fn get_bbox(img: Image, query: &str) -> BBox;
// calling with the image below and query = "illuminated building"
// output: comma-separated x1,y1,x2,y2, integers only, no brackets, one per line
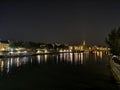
68,41,110,53
0,41,9,51
83,40,86,46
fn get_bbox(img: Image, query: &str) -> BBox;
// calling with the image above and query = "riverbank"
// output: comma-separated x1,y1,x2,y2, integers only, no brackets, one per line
0,53,55,58
0,52,72,58
110,58,120,84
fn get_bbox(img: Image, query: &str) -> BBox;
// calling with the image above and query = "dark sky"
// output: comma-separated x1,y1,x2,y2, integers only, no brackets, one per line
0,0,120,45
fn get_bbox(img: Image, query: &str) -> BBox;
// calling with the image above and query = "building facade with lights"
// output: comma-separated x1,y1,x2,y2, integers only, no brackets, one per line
0,41,9,51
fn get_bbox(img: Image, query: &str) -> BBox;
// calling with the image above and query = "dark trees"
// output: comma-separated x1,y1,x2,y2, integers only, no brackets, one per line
106,27,120,55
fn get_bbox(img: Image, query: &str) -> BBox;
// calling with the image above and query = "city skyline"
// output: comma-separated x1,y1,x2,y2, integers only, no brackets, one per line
0,0,120,45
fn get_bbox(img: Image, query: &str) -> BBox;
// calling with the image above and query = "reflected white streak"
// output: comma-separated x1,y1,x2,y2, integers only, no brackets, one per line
1,61,4,72
31,58,32,63
7,60,10,73
45,55,47,62
100,51,103,59
10,58,13,67
60,54,63,60
74,53,78,64
80,53,83,64
23,57,28,64
70,53,73,64
56,55,59,64
17,58,20,67
37,55,41,64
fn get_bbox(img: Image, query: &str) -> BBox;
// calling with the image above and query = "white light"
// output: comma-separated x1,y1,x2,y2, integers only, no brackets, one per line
10,51,13,54
59,50,63,52
36,50,41,53
17,51,21,53
23,51,27,53
45,50,48,53
64,50,66,52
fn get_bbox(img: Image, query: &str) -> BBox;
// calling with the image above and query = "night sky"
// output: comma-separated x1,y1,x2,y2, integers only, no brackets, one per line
0,0,120,45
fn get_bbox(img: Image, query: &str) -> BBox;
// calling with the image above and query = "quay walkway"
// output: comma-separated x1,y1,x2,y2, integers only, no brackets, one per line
110,59,120,83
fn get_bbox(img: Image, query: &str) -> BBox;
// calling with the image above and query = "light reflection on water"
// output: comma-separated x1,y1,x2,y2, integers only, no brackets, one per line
44,55,47,62
37,55,40,64
80,53,83,64
93,51,103,60
0,52,104,73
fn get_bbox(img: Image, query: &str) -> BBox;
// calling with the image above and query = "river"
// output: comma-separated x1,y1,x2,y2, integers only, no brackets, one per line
0,51,118,89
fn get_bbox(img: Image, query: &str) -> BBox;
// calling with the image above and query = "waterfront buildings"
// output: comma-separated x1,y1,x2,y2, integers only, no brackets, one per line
68,41,110,53
0,41,9,51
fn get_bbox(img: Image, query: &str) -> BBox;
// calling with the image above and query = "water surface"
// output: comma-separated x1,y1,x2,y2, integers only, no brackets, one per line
0,52,118,89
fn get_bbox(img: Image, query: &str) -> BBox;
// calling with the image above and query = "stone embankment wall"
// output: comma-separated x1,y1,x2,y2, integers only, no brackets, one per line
110,59,120,83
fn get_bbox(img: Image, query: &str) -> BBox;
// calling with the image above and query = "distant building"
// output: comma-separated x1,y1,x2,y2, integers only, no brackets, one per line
68,41,87,51
83,40,86,46
0,41,9,51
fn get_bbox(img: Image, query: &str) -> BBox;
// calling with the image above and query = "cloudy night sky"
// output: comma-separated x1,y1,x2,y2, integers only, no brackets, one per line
0,0,120,45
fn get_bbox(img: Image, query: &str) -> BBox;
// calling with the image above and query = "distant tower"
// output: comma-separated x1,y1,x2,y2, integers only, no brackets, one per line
83,41,86,46
82,41,86,50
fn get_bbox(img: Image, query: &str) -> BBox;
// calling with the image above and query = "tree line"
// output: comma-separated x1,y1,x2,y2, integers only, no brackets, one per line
106,27,120,55
9,41,68,50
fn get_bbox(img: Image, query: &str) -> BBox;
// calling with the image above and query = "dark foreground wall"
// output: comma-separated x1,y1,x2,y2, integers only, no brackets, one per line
110,59,120,83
